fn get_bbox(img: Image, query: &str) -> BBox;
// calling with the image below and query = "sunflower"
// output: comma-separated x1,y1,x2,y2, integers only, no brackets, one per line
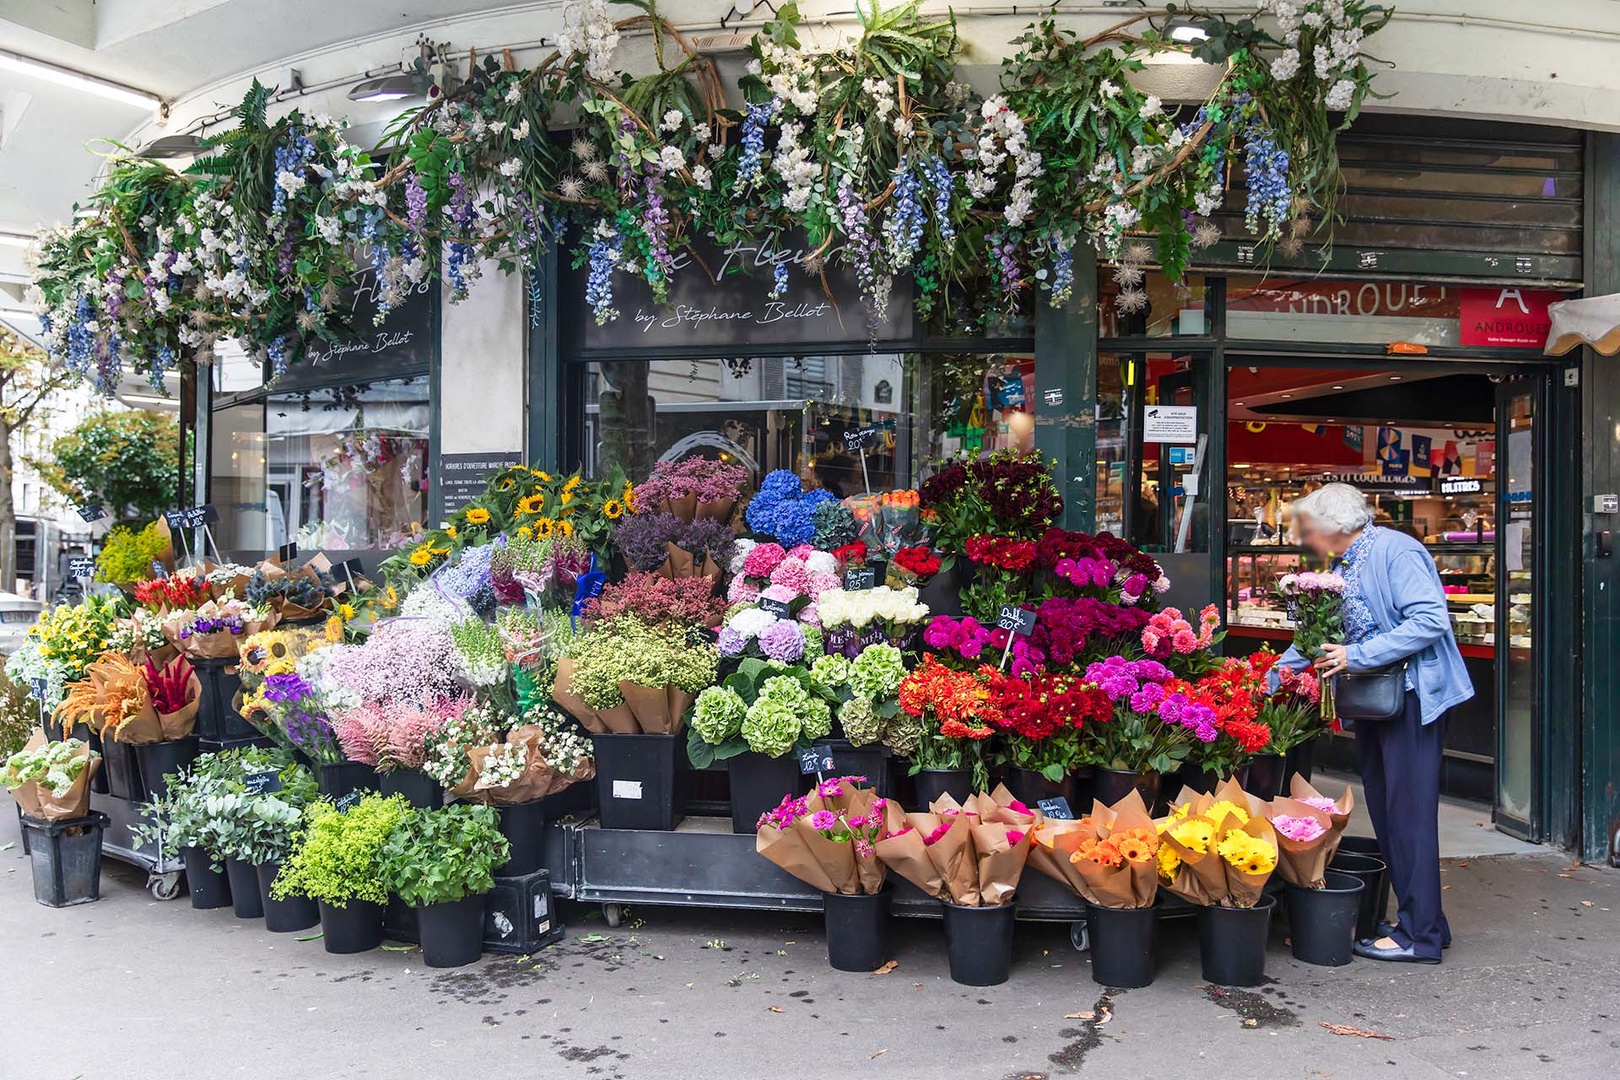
324,615,345,642
517,525,534,540
409,546,435,567
532,469,553,482
380,585,400,611
535,518,555,539
603,498,625,520
465,507,492,525
563,474,581,493
497,476,516,492
445,525,458,539
516,494,544,516
622,481,637,513
557,519,574,537
337,602,356,621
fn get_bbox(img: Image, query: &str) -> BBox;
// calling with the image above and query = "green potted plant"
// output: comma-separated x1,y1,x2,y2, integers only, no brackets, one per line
378,804,510,967
202,768,321,932
271,793,407,953
135,764,233,910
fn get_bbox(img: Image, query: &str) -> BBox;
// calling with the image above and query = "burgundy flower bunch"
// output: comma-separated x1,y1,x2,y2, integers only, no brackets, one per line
633,457,750,507
1036,527,1163,579
1035,596,1153,667
585,571,729,628
919,450,1064,550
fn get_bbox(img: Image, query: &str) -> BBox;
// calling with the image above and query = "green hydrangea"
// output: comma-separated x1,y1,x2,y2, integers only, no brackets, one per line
839,696,881,747
802,624,824,656
884,710,924,757
849,643,905,701
691,686,747,745
810,653,851,690
741,675,830,757
812,501,859,549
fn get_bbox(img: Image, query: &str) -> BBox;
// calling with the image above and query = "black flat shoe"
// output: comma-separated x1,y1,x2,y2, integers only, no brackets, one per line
1353,939,1441,964
1376,920,1451,949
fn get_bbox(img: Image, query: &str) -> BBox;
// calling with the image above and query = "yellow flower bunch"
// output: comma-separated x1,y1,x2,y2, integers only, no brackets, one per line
1206,800,1250,825
465,507,492,526
1157,843,1181,882
1216,830,1277,876
1169,817,1214,854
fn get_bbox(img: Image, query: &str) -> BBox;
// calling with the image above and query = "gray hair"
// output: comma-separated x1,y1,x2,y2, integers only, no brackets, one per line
1292,483,1374,535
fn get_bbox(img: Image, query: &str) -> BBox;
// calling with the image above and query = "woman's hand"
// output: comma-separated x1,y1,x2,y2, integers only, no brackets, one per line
1315,643,1350,676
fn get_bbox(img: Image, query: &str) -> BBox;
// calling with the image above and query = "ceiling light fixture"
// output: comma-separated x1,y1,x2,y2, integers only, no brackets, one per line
0,49,162,110
348,70,436,102
0,231,33,248
139,133,205,159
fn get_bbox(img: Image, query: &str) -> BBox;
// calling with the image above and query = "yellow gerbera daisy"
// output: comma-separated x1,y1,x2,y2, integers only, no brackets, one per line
465,507,492,525
1207,800,1250,825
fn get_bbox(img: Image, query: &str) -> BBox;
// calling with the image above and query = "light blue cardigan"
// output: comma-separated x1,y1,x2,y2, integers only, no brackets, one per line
1274,527,1474,725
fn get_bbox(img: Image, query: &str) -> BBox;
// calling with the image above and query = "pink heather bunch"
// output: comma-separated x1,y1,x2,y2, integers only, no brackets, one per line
323,619,461,708
1272,814,1327,842
742,542,788,579
633,457,750,506
333,695,466,770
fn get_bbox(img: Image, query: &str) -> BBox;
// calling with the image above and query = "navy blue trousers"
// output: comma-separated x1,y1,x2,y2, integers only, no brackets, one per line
1354,691,1450,959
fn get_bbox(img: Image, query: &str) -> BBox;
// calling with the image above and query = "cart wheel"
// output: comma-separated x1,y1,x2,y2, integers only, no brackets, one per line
149,872,184,901
1069,921,1089,952
602,903,623,929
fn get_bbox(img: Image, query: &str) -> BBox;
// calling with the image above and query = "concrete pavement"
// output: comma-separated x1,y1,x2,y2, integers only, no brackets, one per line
2,814,1615,1080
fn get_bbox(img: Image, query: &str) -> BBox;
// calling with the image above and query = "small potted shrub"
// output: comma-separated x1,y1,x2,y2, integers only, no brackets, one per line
379,804,510,968
135,764,232,910
203,770,322,932
271,794,408,953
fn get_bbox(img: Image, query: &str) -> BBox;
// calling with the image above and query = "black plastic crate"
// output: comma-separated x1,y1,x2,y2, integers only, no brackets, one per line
21,812,107,907
484,869,564,955
591,733,684,831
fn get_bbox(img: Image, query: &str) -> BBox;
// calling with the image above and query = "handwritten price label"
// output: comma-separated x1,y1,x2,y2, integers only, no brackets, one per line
758,596,793,619
843,426,877,452
68,557,96,579
1037,796,1074,820
997,605,1037,636
75,504,107,523
797,745,835,774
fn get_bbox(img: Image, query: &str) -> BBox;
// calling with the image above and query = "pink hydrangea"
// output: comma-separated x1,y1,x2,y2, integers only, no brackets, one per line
727,576,761,605
770,557,812,594
742,542,788,579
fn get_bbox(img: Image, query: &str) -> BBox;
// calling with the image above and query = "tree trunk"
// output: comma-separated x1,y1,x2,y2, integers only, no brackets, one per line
0,413,16,593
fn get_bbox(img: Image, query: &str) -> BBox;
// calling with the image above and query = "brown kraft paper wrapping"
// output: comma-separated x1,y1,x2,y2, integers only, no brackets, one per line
756,820,841,894
872,800,947,901
9,732,101,822
696,497,735,523
597,702,641,735
452,724,597,805
663,687,694,737
969,821,1031,906
551,658,608,734
1264,798,1336,889
107,703,165,745
619,682,672,733
1079,790,1161,909
1224,815,1279,909
663,494,699,522
1027,817,1102,902
1288,775,1356,862
792,817,864,894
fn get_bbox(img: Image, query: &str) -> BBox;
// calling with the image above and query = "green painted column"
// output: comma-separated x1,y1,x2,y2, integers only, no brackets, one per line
527,246,560,474
1033,247,1098,532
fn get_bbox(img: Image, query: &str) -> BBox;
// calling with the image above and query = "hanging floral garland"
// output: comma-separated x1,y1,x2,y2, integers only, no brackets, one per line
27,0,1390,392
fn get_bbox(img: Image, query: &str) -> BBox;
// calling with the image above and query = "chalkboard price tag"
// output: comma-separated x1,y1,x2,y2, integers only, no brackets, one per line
75,504,106,523
333,789,366,813
278,542,299,563
758,597,793,619
798,745,836,774
1037,796,1075,821
843,426,878,452
167,504,219,529
68,556,96,579
843,566,876,591
28,677,47,700
163,509,185,529
150,561,170,580
243,771,283,796
997,605,1037,636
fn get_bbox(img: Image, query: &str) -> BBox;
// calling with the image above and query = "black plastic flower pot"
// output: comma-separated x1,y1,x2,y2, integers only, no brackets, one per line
317,899,385,954
133,737,199,802
912,769,973,810
822,886,893,973
591,733,684,831
224,857,264,919
941,900,1017,986
813,739,892,797
726,752,803,833
1286,871,1365,967
256,861,319,933
417,894,488,968
496,800,547,876
85,729,108,795
99,735,143,802
1197,896,1276,987
318,761,381,802
1086,903,1159,988
20,812,107,908
1004,768,1076,811
378,767,444,810
181,846,232,910
1328,849,1389,941
1093,767,1160,812
1242,754,1288,799
192,657,254,742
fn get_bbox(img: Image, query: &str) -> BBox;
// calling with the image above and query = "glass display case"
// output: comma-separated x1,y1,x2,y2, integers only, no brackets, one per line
1226,543,1496,645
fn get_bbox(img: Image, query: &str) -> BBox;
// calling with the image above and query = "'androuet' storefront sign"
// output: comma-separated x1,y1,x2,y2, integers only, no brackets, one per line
563,233,914,353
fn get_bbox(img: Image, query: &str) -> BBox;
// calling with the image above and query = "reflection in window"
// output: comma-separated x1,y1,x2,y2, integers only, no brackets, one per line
211,376,430,556
584,353,1034,497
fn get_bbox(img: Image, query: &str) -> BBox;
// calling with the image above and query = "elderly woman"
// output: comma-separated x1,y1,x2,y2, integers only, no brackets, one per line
1278,483,1473,964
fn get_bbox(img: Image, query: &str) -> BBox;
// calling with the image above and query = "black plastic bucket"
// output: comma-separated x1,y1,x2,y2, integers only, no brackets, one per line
378,767,444,809
727,752,803,833
941,901,1017,986
21,812,106,907
496,800,547,876
822,887,892,972
133,737,199,802
181,846,232,910
1093,767,1160,811
256,861,319,933
592,733,684,831
319,762,381,802
99,736,143,801
1004,768,1076,811
1243,754,1288,799
1328,849,1389,941
417,894,488,968
1284,739,1316,787
318,898,385,953
1086,903,1158,988
192,657,254,742
913,769,972,810
813,739,892,797
1197,895,1276,986
224,857,264,919
1286,870,1364,966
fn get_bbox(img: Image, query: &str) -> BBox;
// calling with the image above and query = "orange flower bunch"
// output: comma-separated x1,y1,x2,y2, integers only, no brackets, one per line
898,654,1003,736
1070,826,1158,870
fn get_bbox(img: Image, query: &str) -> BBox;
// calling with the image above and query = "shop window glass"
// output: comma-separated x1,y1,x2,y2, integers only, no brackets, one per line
210,376,430,557
583,353,1034,497
1098,273,1209,338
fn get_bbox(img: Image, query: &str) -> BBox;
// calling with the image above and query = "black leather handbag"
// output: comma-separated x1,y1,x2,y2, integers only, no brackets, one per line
1333,662,1409,722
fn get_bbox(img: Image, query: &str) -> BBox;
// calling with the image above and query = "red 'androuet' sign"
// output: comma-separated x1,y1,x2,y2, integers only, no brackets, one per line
1459,288,1562,348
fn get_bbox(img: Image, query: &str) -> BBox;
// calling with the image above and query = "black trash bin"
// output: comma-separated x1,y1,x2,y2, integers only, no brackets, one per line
21,812,108,907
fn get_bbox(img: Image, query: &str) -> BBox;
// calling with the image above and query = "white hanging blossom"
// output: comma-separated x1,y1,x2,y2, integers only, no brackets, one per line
558,0,620,82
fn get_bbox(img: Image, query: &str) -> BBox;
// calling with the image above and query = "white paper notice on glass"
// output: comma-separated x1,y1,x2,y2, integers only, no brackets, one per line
1143,405,1198,444
1504,521,1527,572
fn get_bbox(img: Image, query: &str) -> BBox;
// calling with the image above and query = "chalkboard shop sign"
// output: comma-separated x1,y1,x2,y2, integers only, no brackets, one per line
563,232,914,354
439,452,525,517
274,269,435,391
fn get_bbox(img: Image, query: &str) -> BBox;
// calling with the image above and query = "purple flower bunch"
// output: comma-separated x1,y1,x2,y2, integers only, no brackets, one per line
922,615,993,663
1155,689,1218,743
183,614,245,639
633,457,751,507
612,510,737,572
262,672,340,763
1243,122,1292,238
1084,656,1175,712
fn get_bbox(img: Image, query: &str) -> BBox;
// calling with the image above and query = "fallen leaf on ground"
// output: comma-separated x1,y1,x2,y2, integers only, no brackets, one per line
1320,1022,1394,1040
379,943,416,953
768,1006,783,1013
872,960,898,974
1065,1011,1095,1020
1581,900,1595,908
783,940,796,945
1096,1007,1113,1027
295,932,323,941
1243,1019,1258,1028
871,1049,887,1059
